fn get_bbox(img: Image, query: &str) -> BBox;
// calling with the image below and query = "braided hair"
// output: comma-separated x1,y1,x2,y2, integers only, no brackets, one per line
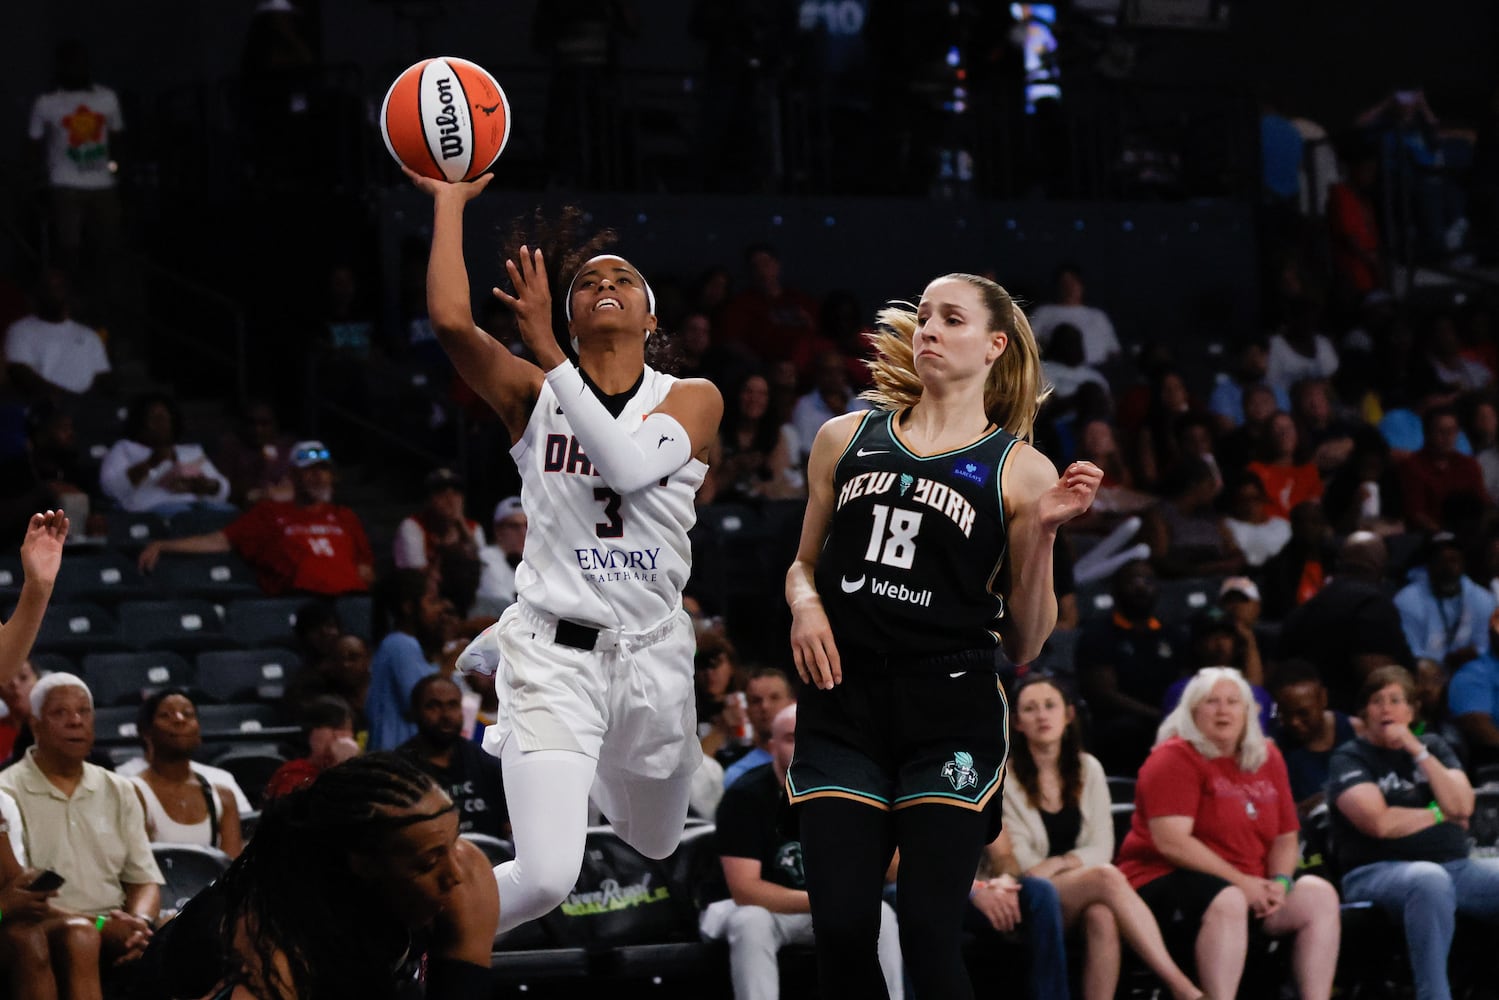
216,753,446,1000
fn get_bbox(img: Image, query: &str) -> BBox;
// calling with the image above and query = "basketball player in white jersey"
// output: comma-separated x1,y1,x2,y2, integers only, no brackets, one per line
406,167,723,933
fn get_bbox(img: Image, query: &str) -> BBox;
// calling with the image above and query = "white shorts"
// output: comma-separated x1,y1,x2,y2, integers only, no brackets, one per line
480,601,700,781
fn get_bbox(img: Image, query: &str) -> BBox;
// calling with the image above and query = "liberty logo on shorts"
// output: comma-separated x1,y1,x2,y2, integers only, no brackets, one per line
941,751,978,791
952,460,990,487
899,473,914,497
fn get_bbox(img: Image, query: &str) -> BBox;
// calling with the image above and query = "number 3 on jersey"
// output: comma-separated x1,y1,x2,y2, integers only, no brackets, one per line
863,503,921,569
594,487,624,538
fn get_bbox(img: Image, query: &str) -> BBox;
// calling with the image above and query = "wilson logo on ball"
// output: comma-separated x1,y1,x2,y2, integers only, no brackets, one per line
430,75,465,162
381,56,511,182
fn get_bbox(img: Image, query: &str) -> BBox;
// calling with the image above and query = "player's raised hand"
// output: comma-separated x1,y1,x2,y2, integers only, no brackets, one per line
790,596,842,690
401,165,493,204
1035,461,1102,532
20,509,69,588
494,246,561,366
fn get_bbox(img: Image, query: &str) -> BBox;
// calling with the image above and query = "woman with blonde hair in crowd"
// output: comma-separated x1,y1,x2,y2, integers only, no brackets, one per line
1003,674,1204,1000
1117,667,1340,1000
787,272,1101,998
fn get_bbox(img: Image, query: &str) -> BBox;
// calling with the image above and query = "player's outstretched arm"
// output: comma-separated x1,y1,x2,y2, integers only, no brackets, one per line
786,412,862,690
501,246,725,493
1002,448,1101,664
405,168,544,440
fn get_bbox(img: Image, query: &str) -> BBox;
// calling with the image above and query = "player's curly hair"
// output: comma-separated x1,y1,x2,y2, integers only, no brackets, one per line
861,274,1051,441
500,206,678,371
214,753,445,999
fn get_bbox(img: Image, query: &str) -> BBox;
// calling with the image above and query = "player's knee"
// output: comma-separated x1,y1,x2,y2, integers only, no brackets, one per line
614,819,681,861
518,853,586,910
725,904,777,945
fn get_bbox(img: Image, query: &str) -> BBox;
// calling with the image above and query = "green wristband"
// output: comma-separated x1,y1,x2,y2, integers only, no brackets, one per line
1272,874,1294,894
94,914,106,931
1428,802,1445,824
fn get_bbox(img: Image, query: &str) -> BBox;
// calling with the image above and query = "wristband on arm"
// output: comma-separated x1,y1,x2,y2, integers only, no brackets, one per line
1272,874,1294,894
545,362,693,493
1428,801,1445,824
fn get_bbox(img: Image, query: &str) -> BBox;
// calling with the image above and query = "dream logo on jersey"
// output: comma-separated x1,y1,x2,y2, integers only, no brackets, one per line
942,751,978,791
952,460,991,488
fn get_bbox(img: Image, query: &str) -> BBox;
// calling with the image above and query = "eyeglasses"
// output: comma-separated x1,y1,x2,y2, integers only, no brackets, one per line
294,447,332,464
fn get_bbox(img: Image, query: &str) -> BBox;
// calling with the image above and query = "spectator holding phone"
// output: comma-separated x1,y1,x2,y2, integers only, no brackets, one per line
0,785,105,1000
0,673,164,987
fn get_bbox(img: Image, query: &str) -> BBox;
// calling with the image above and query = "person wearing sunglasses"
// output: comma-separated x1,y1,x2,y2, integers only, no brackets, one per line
137,440,374,596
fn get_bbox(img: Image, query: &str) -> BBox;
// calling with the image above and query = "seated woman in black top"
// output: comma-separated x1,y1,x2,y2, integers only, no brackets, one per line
1001,676,1203,1000
135,753,498,1000
1328,666,1492,1000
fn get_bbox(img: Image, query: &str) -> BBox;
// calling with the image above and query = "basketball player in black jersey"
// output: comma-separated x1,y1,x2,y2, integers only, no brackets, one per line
786,273,1101,999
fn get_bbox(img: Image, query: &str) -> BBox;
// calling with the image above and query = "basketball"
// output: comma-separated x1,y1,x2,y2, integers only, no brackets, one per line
380,57,511,182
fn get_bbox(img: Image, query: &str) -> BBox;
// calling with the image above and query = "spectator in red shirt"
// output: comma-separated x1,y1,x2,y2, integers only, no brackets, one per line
1328,150,1384,302
1117,668,1340,1000
0,659,38,761
262,695,361,800
718,244,822,371
137,440,374,595
1399,407,1491,534
1248,412,1322,521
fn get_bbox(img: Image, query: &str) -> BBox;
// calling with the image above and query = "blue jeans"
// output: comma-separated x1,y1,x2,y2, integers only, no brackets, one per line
1340,857,1499,1000
1017,876,1069,1000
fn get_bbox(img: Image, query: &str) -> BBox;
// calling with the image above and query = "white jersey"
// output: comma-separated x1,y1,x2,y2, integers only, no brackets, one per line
511,366,706,630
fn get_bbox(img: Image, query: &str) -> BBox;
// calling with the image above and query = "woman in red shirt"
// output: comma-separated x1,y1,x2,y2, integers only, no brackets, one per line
1116,668,1340,1000
1247,412,1322,521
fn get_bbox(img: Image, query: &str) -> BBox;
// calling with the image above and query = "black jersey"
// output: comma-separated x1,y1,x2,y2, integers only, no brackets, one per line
815,409,1020,665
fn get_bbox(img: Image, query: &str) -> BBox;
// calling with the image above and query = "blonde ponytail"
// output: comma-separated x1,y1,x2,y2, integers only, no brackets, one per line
860,275,1052,441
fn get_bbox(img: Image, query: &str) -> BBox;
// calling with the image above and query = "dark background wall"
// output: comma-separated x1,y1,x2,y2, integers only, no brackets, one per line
4,0,1494,154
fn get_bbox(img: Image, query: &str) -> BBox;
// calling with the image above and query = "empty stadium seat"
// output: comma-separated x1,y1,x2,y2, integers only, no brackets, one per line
28,652,76,678
224,597,305,647
153,844,232,918
32,602,127,655
81,651,195,706
211,750,288,811
54,550,154,605
195,648,299,704
106,512,168,550
1154,576,1224,624
0,557,24,605
1106,776,1137,804
151,552,261,601
335,593,373,640
93,704,142,742
118,599,226,653
196,703,288,736
167,507,241,538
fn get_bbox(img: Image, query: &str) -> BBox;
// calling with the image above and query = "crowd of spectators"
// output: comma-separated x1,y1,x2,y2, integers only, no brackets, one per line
3,18,1499,999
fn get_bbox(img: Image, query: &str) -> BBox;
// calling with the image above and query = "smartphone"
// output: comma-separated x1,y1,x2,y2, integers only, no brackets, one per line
26,870,65,893
1395,90,1418,105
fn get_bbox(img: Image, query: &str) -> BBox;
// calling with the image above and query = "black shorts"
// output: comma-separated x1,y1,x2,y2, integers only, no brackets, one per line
786,649,1008,820
1136,869,1258,970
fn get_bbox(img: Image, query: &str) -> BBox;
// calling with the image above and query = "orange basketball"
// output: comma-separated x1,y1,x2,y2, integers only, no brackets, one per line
380,57,511,182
